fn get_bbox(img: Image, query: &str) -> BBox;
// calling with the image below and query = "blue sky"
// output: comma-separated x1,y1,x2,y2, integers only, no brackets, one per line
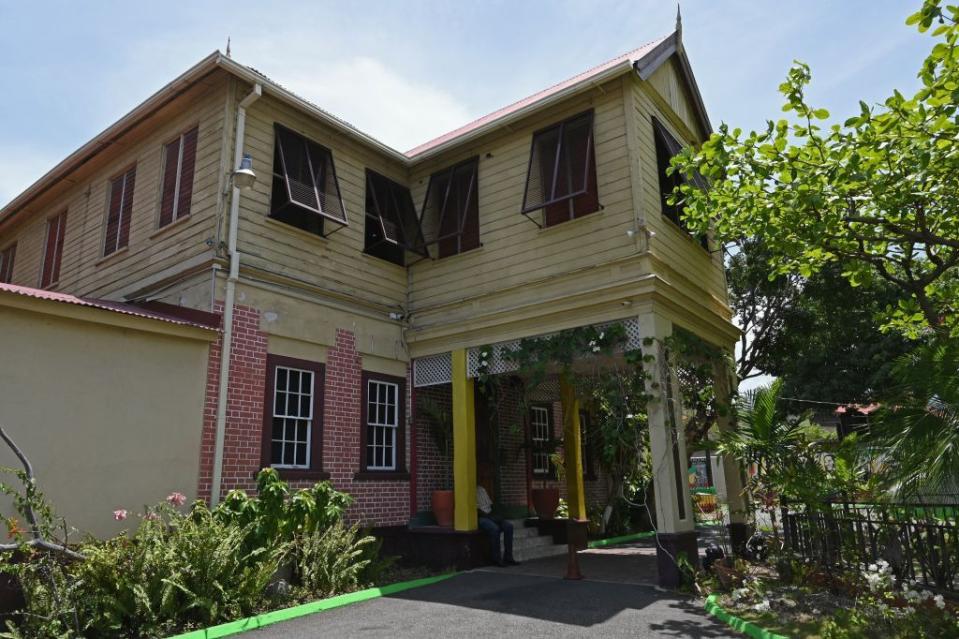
0,1,932,206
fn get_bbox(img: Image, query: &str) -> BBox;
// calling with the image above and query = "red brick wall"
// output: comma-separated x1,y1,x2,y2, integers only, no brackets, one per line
198,310,411,526
196,306,606,526
413,384,453,512
324,329,410,526
198,302,268,502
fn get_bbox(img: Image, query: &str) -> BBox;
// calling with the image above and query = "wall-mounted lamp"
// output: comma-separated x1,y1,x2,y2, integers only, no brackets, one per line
232,153,256,191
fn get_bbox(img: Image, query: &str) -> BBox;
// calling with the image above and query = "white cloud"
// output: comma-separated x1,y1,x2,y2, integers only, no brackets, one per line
276,57,473,152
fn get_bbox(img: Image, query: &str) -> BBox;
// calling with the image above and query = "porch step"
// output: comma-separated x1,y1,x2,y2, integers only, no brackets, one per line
506,519,567,563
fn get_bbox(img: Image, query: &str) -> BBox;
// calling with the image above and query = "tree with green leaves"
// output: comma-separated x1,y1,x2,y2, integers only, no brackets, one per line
757,262,917,404
672,0,959,338
868,339,959,495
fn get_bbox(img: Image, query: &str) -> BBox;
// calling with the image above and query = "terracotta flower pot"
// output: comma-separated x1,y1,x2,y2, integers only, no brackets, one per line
531,487,560,519
431,490,454,527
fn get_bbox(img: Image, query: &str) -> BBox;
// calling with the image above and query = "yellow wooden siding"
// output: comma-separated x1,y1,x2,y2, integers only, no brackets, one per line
0,72,229,300
234,91,408,310
629,76,727,306
407,79,636,314
646,57,704,142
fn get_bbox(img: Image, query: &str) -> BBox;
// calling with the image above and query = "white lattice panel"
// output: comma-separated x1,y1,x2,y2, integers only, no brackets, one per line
464,318,642,379
467,343,521,377
412,352,452,387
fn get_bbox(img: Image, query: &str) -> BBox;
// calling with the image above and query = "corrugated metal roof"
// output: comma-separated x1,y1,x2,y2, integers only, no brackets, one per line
404,35,670,158
0,282,219,331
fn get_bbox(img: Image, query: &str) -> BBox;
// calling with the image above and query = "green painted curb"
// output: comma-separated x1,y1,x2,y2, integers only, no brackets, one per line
587,531,655,548
166,572,458,639
704,594,789,639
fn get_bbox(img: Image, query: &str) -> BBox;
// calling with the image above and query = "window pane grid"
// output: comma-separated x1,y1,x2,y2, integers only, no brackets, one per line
531,406,551,475
366,380,399,471
271,366,313,469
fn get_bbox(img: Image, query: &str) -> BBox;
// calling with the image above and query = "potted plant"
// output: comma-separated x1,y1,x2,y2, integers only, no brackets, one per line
530,439,562,519
420,397,454,527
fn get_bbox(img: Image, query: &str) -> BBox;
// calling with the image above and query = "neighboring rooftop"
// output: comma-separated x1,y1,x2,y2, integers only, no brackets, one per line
0,282,219,331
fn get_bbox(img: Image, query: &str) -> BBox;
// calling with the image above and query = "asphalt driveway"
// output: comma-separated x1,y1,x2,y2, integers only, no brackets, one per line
245,542,736,638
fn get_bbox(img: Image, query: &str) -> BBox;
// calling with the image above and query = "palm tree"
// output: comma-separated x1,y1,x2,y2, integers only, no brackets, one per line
718,378,816,540
868,339,959,497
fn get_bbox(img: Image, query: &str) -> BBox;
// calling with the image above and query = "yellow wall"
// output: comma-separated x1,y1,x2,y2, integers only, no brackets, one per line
234,90,410,312
0,301,213,538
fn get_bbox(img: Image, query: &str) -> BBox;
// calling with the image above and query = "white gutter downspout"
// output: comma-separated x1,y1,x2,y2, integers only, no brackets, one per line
211,81,262,505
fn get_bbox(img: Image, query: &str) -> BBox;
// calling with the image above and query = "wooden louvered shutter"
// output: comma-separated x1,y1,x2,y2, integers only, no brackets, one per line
457,160,480,252
158,138,180,228
105,176,124,255
0,244,15,284
277,126,320,212
160,127,199,228
524,111,598,227
41,212,65,288
176,127,198,220
118,167,135,249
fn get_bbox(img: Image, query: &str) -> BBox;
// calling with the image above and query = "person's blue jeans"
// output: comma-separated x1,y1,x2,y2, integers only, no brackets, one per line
478,515,513,563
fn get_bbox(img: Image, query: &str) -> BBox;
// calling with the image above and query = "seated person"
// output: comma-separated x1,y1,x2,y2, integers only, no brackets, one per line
476,485,520,567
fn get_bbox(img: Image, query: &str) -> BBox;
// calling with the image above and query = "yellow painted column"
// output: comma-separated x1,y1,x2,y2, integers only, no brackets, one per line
451,349,477,531
560,373,587,521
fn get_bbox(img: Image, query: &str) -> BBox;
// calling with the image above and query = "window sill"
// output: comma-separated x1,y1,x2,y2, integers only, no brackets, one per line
266,468,330,481
149,214,192,240
95,246,129,267
353,471,410,481
537,207,602,233
264,215,330,245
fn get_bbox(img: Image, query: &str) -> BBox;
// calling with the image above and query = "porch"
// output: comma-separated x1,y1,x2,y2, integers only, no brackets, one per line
407,308,751,587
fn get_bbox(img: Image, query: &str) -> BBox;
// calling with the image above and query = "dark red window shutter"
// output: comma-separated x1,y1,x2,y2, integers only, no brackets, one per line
652,118,709,250
0,243,16,284
119,167,135,249
271,123,348,233
158,139,180,228
104,167,135,255
423,157,479,259
176,126,198,222
159,126,199,229
41,212,66,288
522,110,598,228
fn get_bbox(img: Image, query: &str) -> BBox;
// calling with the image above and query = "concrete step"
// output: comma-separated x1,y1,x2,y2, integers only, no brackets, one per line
513,534,561,551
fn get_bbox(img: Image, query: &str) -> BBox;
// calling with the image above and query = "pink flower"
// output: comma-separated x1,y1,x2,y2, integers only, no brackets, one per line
143,512,160,522
166,492,187,507
113,509,128,521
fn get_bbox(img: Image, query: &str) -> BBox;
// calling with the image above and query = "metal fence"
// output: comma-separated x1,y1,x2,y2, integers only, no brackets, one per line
782,499,959,594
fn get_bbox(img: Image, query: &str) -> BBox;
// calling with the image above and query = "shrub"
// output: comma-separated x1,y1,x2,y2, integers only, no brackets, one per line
295,522,378,598
2,502,286,639
0,467,379,638
214,469,353,552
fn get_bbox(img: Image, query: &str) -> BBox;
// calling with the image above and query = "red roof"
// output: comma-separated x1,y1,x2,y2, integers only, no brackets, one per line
405,35,670,158
0,282,219,331
835,403,881,416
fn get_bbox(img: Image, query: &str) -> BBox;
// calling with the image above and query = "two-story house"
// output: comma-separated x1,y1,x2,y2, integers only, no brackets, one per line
0,18,746,584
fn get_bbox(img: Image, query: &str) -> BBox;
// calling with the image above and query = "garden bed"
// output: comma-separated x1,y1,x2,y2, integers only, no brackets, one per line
700,556,958,639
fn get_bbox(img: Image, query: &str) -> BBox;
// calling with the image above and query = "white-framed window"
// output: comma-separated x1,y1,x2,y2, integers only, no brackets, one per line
270,365,314,469
530,405,551,475
365,379,399,471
